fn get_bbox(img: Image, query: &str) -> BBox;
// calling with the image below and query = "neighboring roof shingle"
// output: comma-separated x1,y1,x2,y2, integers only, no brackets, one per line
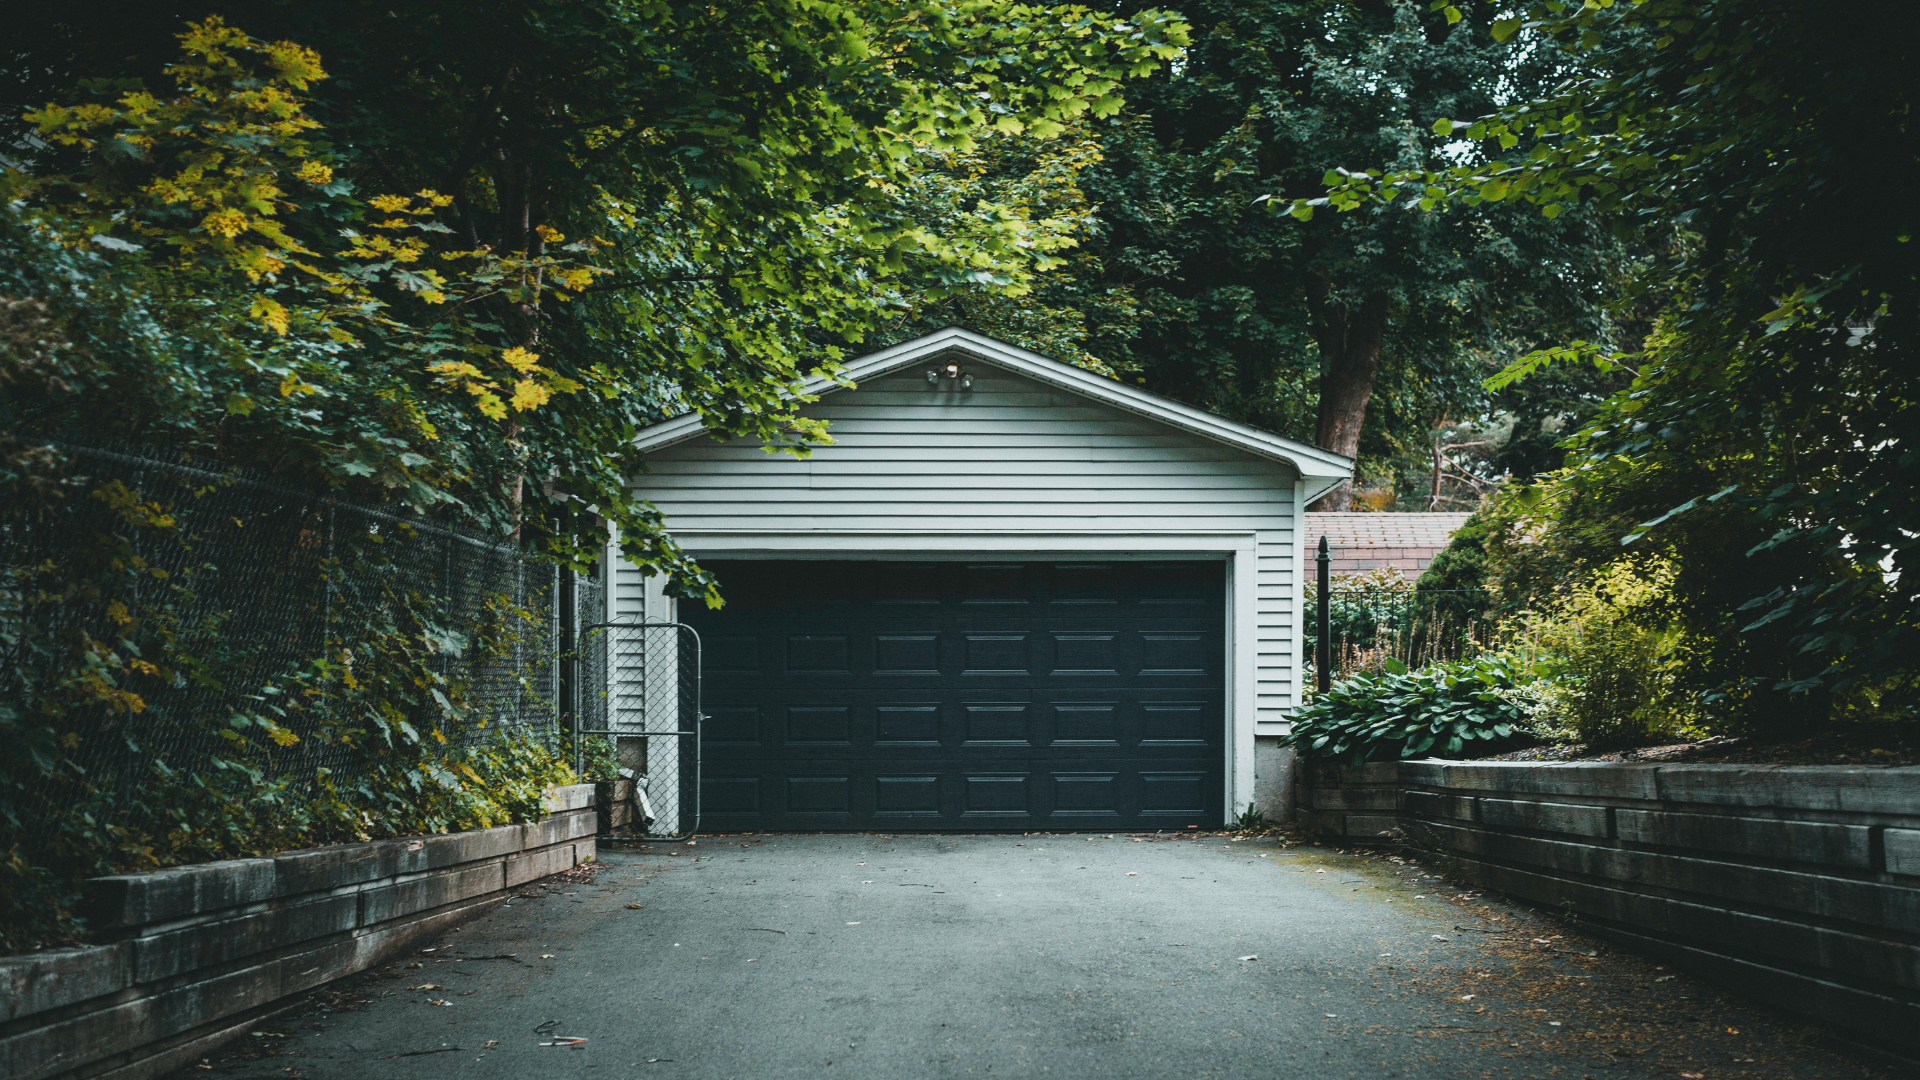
1304,512,1473,581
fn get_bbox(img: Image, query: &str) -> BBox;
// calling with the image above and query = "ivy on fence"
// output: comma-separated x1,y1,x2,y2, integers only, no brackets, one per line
0,445,600,949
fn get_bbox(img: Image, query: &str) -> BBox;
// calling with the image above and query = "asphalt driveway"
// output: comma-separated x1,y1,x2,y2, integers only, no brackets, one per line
195,833,1895,1080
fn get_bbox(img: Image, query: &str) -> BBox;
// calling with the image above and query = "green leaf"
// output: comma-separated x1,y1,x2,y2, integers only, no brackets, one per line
1432,118,1455,136
1491,17,1523,41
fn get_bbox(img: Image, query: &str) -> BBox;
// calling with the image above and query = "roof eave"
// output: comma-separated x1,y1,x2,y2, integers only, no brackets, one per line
633,328,1355,496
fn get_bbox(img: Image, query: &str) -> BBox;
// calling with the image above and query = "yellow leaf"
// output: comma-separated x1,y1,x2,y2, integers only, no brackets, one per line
250,296,290,335
293,159,333,185
204,209,250,238
510,378,552,412
501,346,540,373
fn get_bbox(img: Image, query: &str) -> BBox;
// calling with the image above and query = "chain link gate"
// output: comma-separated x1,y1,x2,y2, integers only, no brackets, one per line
577,622,702,839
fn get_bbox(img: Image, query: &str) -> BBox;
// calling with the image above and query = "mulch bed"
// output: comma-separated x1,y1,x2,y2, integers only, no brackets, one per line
1476,724,1917,767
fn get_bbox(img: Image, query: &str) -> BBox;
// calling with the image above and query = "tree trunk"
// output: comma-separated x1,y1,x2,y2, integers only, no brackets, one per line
1306,278,1390,511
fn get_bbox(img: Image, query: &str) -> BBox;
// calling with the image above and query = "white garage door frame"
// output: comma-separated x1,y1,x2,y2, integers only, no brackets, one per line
634,528,1259,825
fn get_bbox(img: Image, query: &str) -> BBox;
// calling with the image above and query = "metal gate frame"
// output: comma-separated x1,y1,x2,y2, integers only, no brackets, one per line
576,621,702,840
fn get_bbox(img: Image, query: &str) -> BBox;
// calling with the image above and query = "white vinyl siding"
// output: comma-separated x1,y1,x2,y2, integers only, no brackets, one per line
630,365,1302,725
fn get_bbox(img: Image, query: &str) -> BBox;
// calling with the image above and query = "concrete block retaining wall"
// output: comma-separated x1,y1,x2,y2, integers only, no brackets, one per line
1295,759,1920,1057
0,784,599,1080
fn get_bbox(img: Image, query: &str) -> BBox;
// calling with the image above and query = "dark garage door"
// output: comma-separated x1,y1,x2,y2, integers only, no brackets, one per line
684,560,1226,831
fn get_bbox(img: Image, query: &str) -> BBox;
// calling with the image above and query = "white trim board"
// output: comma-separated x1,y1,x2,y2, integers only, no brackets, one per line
633,327,1353,506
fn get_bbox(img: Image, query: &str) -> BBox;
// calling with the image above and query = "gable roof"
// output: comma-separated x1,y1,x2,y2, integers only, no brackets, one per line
634,327,1355,504
1306,512,1472,581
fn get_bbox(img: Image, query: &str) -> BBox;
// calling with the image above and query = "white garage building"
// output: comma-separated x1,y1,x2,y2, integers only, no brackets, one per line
608,328,1350,830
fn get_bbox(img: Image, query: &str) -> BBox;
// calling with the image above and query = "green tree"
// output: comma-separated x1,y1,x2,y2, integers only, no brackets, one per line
1335,0,1918,721
1004,0,1641,509
2,1,1188,596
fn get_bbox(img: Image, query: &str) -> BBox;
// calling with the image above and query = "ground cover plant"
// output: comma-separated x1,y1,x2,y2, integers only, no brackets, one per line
1287,653,1536,765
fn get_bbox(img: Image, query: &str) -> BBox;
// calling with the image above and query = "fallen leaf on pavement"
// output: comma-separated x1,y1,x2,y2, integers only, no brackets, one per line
405,984,442,990
483,1041,498,1049
539,1038,589,1047
1239,955,1259,962
627,903,644,909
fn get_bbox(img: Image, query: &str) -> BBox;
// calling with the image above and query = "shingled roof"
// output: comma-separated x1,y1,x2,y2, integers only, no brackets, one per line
1304,512,1473,581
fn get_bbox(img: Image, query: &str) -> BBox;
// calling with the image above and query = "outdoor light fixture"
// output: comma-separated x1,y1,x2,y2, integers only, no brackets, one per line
926,361,973,390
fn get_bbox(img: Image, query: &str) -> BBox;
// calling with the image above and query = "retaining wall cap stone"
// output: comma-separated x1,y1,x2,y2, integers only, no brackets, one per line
1397,761,1448,784
84,858,278,929
1415,761,1662,800
0,943,130,1023
542,784,597,812
1654,765,1920,815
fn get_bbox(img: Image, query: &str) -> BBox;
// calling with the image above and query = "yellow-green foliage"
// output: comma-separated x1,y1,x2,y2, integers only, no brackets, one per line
1507,558,1701,746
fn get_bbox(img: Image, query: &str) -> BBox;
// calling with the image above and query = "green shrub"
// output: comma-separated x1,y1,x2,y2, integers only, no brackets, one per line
1507,558,1701,747
1287,653,1537,765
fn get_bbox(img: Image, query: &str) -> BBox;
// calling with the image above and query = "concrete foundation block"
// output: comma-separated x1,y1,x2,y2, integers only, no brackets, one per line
1428,821,1920,936
129,893,360,984
0,943,130,1023
1311,786,1400,811
1343,814,1400,840
1401,789,1475,821
1887,829,1920,877
1655,765,1920,814
1477,798,1610,837
84,859,278,930
359,862,506,926
1433,762,1660,800
272,842,404,896
505,843,576,888
559,809,598,842
1251,737,1295,824
543,784,597,812
1616,809,1871,867
420,824,524,870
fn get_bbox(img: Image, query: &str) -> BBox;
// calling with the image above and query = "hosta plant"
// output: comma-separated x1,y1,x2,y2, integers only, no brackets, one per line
1288,654,1538,765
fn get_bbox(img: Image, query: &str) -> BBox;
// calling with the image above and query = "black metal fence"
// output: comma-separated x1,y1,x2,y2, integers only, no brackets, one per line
1307,539,1493,690
0,443,603,877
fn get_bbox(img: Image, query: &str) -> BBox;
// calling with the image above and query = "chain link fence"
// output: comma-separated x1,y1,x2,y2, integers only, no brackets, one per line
578,622,701,838
1,443,604,891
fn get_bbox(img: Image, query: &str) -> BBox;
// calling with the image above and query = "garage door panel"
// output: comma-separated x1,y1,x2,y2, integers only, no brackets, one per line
686,560,1225,830
698,626,1223,685
701,689,1221,751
